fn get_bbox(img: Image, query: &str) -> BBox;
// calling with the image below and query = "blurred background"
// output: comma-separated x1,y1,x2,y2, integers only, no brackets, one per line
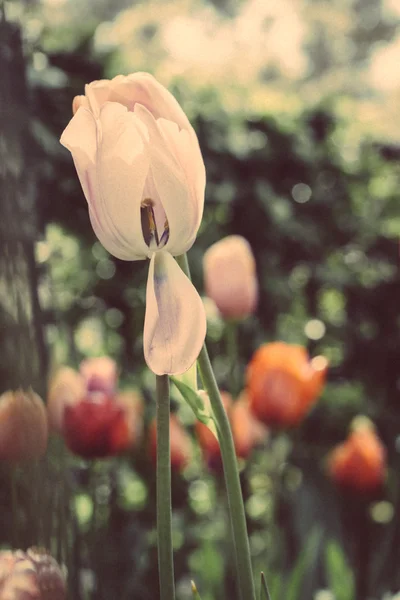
0,0,399,598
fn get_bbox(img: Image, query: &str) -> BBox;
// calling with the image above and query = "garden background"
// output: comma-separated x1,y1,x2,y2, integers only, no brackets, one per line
0,0,399,598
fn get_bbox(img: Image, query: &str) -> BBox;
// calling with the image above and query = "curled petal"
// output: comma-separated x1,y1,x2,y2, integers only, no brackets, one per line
86,72,192,130
135,104,203,255
144,252,206,375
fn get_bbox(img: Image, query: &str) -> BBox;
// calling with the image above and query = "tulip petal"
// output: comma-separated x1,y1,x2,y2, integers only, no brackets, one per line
85,72,195,133
135,104,201,255
144,251,207,375
61,104,151,261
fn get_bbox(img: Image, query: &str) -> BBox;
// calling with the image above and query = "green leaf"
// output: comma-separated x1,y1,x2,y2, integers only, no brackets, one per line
170,375,209,424
259,572,272,600
191,580,202,599
325,539,355,600
285,527,322,600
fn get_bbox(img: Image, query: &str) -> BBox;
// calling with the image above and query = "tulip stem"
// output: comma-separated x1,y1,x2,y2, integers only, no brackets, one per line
176,253,256,600
156,374,175,600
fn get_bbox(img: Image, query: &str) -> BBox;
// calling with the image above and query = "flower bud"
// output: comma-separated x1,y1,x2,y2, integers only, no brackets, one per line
79,356,118,394
0,390,48,462
149,414,192,472
203,235,258,319
328,418,386,492
247,342,328,428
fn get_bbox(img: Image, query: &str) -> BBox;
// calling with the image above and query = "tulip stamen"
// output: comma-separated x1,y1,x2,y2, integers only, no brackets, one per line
159,218,170,248
141,199,159,249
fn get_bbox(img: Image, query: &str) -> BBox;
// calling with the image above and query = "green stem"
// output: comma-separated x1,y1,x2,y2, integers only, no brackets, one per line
176,253,256,600
156,374,175,600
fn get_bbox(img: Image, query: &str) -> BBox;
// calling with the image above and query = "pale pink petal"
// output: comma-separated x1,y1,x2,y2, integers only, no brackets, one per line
60,103,151,260
135,104,200,255
144,252,207,375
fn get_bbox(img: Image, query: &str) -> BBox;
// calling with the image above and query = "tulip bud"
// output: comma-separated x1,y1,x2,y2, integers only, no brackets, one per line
328,418,386,492
203,235,258,319
149,414,192,472
247,342,328,428
0,390,48,462
47,367,85,433
79,356,118,394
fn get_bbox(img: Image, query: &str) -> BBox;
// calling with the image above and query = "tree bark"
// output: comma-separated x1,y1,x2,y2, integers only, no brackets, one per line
0,15,46,394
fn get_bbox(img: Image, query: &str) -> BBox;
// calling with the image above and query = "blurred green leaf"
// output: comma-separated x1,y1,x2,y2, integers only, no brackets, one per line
325,540,355,600
285,527,322,600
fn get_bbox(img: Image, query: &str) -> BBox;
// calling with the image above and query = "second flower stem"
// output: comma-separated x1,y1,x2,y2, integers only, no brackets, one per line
176,253,256,600
156,374,175,600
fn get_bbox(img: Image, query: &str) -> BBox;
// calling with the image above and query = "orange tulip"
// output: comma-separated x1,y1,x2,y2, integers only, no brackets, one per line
328,418,386,492
230,393,268,459
149,414,192,472
247,342,328,427
0,390,48,462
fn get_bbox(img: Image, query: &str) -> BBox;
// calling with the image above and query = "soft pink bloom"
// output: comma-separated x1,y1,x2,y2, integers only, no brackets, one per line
60,73,206,375
79,356,118,394
203,235,258,319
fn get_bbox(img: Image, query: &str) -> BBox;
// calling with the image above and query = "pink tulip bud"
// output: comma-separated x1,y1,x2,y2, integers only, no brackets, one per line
203,235,258,319
79,356,118,394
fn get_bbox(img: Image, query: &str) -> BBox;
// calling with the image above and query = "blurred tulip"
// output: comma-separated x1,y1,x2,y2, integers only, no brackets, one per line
63,392,134,459
247,342,328,427
230,393,268,459
203,235,258,319
328,417,386,492
47,367,85,433
149,414,192,472
195,391,267,468
0,390,48,462
0,547,66,600
79,356,118,394
195,391,232,470
116,389,144,448
60,73,207,375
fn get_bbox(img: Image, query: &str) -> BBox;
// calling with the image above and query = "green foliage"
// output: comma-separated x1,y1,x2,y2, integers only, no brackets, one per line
325,540,356,600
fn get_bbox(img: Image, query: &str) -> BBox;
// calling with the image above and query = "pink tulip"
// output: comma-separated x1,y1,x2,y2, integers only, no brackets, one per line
79,356,118,394
60,73,206,375
203,235,258,319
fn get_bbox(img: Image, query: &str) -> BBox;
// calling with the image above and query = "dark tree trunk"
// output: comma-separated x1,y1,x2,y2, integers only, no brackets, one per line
0,14,46,394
